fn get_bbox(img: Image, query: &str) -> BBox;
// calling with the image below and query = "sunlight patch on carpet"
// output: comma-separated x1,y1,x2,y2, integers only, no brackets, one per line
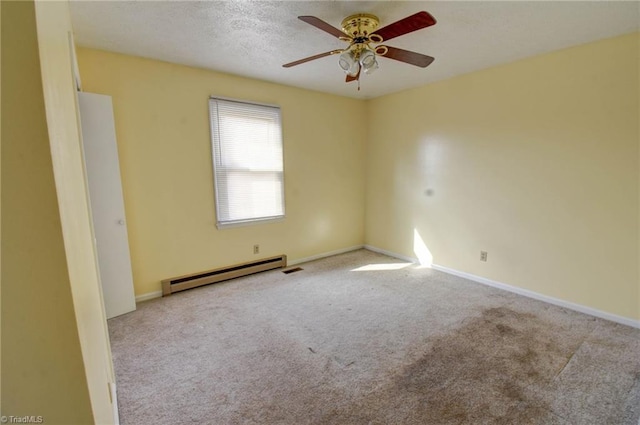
351,263,411,271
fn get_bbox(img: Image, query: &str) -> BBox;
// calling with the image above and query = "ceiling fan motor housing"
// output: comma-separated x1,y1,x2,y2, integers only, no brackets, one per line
341,14,380,39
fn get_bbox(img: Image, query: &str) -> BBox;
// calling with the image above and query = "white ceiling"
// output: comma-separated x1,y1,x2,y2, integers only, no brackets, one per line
69,1,639,100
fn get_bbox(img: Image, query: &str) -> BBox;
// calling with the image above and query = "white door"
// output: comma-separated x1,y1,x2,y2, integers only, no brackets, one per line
79,92,136,319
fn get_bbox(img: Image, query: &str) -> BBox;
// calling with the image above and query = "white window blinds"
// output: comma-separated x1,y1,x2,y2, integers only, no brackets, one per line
209,97,285,228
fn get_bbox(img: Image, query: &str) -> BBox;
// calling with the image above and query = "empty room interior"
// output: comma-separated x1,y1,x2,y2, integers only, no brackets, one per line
2,1,639,424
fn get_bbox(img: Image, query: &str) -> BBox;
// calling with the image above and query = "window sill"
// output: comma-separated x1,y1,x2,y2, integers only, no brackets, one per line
216,216,285,230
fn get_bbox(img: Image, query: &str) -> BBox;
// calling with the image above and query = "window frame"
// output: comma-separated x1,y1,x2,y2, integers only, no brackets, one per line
208,96,286,229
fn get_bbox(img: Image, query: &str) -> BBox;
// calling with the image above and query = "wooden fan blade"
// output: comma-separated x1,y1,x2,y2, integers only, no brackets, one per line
345,66,361,83
372,11,436,42
298,16,346,38
379,46,434,68
283,50,339,68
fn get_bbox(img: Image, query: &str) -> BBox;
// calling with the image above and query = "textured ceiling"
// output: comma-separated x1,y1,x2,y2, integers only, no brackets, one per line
69,1,639,99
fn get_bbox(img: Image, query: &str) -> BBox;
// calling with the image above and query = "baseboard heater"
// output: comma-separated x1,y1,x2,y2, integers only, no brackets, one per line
161,254,287,296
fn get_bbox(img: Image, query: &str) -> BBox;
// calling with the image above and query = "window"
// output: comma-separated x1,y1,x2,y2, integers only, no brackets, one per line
209,97,285,228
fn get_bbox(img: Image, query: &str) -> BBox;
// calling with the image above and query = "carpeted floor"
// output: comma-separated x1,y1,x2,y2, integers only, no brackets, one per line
108,249,640,424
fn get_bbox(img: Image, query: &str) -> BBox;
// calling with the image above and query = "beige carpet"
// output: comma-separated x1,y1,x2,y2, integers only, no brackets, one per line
108,249,640,424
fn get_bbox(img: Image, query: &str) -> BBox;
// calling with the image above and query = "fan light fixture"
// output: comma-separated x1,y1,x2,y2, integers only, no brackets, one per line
338,50,360,76
359,49,378,75
338,48,378,77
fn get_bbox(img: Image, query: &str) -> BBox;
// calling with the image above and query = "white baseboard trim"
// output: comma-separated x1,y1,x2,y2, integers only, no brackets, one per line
364,244,418,264
431,263,640,329
288,245,365,266
363,245,640,329
135,290,162,303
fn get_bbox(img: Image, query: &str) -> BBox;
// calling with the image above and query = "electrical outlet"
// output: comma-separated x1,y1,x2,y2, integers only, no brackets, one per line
253,244,260,255
480,251,488,262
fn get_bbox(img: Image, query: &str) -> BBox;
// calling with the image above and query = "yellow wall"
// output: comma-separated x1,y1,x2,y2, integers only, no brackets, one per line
366,33,639,320
0,1,94,422
78,33,638,321
77,49,367,296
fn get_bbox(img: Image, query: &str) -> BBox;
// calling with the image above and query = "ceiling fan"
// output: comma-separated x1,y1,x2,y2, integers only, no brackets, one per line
283,11,437,88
